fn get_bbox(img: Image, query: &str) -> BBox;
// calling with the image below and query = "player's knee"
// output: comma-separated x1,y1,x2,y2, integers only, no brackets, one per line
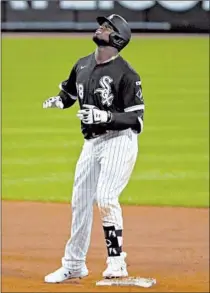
96,195,119,209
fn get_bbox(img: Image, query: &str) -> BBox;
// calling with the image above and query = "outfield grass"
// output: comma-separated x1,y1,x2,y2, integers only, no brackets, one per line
2,36,209,207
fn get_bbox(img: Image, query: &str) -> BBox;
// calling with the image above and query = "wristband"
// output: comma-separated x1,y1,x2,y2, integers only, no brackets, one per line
107,111,113,123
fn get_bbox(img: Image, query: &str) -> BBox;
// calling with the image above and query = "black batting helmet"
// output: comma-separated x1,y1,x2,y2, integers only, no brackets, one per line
96,14,131,51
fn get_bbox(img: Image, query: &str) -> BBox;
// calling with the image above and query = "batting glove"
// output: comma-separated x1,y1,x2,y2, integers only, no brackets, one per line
77,104,112,124
43,96,64,109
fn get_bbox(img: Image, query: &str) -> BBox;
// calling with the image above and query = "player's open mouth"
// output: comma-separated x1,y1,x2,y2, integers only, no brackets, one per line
96,29,103,35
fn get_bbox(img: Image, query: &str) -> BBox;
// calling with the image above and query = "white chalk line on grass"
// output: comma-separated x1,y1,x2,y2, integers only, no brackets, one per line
3,171,209,186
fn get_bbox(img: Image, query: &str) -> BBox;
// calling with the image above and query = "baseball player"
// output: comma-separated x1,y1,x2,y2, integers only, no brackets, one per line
43,14,144,283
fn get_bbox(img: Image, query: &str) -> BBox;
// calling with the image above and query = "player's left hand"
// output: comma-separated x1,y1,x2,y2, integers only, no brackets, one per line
77,104,111,124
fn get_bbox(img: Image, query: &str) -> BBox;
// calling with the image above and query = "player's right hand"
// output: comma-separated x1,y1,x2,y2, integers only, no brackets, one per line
43,96,64,109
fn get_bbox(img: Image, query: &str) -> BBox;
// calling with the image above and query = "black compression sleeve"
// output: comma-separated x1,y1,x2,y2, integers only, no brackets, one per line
106,111,143,133
59,90,76,109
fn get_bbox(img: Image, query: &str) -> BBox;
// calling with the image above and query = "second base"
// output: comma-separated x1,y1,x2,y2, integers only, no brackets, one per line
96,277,156,288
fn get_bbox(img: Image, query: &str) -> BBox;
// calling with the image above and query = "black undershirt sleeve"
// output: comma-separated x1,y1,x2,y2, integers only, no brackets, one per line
58,65,78,109
107,72,145,133
107,110,143,133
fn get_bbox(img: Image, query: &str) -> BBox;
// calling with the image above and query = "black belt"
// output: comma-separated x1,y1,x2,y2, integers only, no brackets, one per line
83,130,108,140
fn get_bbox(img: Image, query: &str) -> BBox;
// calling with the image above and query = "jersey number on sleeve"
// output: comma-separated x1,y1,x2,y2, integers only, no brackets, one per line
76,83,84,100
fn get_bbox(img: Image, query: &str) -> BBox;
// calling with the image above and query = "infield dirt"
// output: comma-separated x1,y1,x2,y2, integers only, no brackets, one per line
2,201,209,292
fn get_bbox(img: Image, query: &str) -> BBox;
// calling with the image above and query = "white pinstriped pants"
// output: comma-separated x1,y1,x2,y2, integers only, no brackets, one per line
62,129,138,270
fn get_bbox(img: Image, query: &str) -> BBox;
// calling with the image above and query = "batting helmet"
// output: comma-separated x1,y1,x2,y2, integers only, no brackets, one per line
96,14,131,51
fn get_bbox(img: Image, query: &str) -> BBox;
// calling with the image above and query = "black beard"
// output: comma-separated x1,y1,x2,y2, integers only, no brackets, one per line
92,35,109,47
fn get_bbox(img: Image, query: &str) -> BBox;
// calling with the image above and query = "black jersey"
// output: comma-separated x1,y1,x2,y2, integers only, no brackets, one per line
59,53,144,139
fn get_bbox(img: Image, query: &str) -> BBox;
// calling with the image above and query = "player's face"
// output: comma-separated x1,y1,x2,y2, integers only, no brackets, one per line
94,22,114,43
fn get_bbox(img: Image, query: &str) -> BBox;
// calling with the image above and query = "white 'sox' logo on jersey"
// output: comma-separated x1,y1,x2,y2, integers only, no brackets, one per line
94,76,114,107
